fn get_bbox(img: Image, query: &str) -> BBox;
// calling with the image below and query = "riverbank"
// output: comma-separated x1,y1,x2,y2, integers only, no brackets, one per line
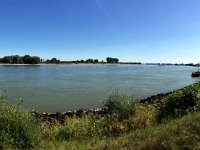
1,82,200,149
31,83,199,125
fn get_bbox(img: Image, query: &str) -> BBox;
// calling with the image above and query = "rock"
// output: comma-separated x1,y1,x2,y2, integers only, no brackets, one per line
48,113,56,118
76,109,84,117
65,111,74,117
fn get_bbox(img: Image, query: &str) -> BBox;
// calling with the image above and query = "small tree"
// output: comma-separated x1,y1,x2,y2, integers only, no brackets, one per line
94,59,99,64
104,91,137,121
106,57,119,64
86,59,94,63
49,58,60,64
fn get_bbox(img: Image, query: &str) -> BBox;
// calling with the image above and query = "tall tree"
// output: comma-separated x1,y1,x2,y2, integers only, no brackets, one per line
106,57,119,63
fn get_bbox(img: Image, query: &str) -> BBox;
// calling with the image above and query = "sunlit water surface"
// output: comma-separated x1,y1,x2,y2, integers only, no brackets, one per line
0,65,199,112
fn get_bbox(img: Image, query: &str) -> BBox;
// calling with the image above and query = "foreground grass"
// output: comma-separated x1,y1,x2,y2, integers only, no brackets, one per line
1,82,200,149
0,95,41,149
38,112,200,150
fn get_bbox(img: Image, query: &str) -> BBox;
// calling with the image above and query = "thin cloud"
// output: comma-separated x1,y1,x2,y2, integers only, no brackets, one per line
94,0,112,21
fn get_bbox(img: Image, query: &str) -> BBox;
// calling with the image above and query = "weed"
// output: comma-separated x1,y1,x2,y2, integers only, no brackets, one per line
157,84,200,122
0,95,41,149
103,91,137,121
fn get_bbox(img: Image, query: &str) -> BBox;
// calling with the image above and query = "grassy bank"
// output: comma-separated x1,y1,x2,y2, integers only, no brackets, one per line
0,95,41,149
1,82,200,149
39,111,200,150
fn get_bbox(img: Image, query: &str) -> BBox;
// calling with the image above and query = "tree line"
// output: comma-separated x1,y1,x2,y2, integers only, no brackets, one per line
57,57,119,64
0,55,41,64
62,59,102,64
0,55,120,64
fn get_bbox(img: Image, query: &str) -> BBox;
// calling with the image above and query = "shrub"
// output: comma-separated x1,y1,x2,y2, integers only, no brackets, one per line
0,95,41,149
103,91,137,121
47,114,134,141
47,115,107,141
126,105,156,130
157,84,200,122
86,116,108,138
52,117,90,141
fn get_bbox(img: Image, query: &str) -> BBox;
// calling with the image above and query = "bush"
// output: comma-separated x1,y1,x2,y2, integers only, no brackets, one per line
103,91,137,121
157,84,200,122
0,95,41,149
47,115,107,141
54,116,91,141
126,105,156,130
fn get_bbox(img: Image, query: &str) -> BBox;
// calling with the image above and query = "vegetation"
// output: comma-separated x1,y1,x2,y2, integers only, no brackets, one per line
120,62,142,65
157,83,200,122
46,58,60,64
0,55,120,64
0,55,41,64
1,55,200,66
0,94,41,149
58,59,102,64
106,57,119,63
104,91,136,121
1,82,200,149
80,112,200,150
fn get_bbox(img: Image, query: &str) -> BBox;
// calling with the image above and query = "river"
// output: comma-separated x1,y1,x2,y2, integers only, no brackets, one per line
0,64,199,112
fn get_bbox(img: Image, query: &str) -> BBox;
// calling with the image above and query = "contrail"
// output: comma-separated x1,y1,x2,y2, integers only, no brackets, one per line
94,0,112,21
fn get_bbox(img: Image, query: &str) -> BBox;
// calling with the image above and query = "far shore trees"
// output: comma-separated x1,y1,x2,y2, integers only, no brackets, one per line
46,58,60,64
60,59,100,64
106,57,119,64
94,59,99,64
0,55,40,64
0,56,119,64
86,59,94,63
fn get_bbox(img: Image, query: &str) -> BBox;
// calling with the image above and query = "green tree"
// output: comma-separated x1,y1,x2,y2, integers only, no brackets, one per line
31,56,41,64
46,58,60,64
86,59,94,63
106,57,119,63
23,55,32,64
94,59,99,64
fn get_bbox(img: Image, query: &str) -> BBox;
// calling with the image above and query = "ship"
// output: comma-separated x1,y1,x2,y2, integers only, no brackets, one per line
191,64,200,77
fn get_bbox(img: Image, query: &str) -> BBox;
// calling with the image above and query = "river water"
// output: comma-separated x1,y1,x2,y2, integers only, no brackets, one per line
0,64,199,112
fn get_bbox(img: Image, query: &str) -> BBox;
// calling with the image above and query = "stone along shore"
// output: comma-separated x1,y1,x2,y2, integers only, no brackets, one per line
31,90,174,125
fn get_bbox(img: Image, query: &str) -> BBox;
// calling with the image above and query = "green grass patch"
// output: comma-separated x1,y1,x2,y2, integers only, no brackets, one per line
103,91,137,121
0,95,41,149
38,112,200,150
157,83,200,122
92,111,200,150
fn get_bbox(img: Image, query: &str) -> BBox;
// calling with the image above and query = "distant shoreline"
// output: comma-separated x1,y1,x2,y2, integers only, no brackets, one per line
0,63,197,67
0,63,141,66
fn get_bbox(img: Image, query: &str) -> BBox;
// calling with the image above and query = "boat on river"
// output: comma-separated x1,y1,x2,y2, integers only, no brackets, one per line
192,71,200,77
191,64,200,77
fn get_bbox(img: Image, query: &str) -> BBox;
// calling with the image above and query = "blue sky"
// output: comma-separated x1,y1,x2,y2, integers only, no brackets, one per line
0,0,200,63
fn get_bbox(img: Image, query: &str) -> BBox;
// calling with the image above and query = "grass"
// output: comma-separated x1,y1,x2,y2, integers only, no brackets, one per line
1,82,200,149
157,83,200,122
38,112,200,150
92,111,200,150
0,94,41,149
103,91,137,121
